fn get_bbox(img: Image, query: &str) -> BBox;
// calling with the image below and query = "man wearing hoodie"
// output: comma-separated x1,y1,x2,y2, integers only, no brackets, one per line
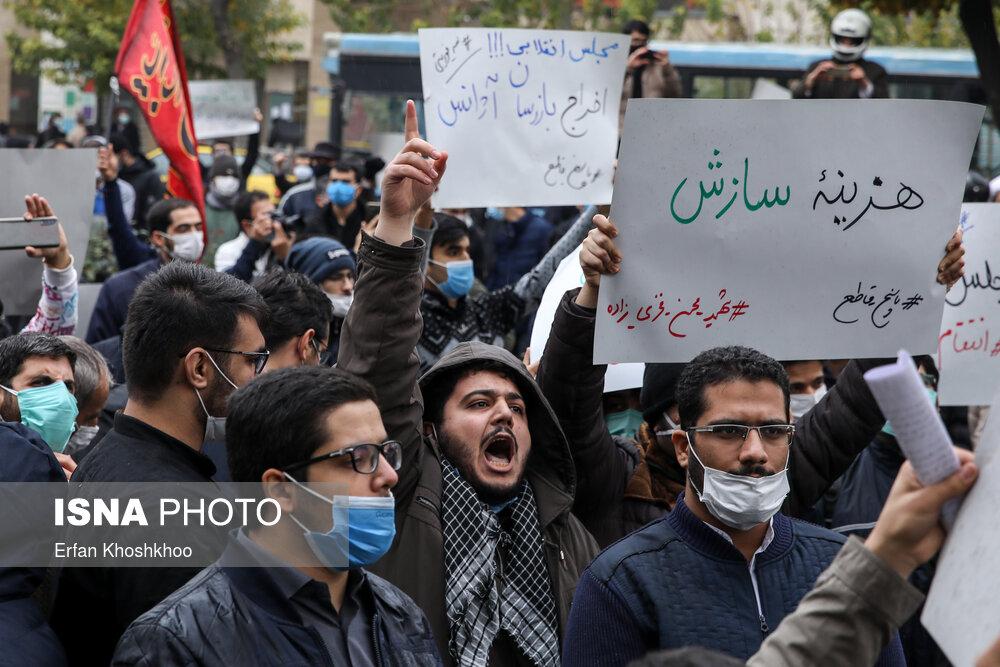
203,154,242,266
338,100,598,667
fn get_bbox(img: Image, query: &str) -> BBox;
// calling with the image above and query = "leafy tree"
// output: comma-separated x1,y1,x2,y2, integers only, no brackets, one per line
4,0,304,91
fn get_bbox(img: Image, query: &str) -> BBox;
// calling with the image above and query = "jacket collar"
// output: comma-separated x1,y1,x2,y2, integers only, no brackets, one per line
667,491,793,564
111,412,216,478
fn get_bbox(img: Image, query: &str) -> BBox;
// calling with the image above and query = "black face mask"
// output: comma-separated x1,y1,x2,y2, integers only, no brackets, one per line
629,43,643,54
313,163,332,180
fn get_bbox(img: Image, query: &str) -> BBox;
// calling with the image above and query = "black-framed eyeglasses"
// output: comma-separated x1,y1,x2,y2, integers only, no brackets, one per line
283,441,403,475
202,347,270,375
920,373,938,390
686,423,795,446
309,339,332,365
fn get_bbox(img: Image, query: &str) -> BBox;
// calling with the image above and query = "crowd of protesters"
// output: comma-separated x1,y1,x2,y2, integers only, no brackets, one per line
1,11,1000,667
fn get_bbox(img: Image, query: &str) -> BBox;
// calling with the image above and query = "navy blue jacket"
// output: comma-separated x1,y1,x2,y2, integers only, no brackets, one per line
103,179,157,271
563,493,905,666
112,534,442,666
85,257,161,343
485,212,553,291
0,423,68,667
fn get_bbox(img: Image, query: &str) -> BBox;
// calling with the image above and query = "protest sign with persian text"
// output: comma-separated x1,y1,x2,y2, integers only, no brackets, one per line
937,204,1000,406
419,28,627,208
189,80,259,140
595,99,983,363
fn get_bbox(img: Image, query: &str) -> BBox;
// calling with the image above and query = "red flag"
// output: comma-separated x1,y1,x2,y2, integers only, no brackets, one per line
115,0,205,230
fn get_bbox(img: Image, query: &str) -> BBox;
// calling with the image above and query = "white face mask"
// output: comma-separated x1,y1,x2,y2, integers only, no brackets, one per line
293,164,314,181
789,384,827,421
687,436,789,531
327,293,353,319
212,175,240,197
195,353,237,443
162,231,205,262
66,424,100,454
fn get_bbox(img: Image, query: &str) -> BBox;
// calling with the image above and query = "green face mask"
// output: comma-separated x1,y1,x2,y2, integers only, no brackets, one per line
882,387,937,437
1,382,79,453
607,408,645,439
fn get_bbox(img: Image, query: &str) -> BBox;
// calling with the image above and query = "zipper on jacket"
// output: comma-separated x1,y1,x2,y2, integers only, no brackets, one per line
415,495,436,511
544,538,568,571
372,610,384,667
758,612,769,636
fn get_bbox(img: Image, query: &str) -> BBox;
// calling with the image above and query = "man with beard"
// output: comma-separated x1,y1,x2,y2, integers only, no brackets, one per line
50,261,269,666
562,344,904,666
338,100,598,666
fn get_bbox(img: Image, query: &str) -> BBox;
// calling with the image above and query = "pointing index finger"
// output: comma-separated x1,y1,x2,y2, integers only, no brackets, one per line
404,100,420,143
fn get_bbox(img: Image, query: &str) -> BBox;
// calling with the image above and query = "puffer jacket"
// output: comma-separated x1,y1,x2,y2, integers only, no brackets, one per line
112,534,441,666
338,232,599,666
535,289,891,546
562,495,905,667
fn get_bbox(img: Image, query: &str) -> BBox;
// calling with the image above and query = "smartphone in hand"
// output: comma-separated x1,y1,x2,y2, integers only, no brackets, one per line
0,217,60,250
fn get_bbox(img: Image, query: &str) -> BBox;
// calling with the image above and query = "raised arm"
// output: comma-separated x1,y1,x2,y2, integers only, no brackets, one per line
337,100,447,506
21,194,78,336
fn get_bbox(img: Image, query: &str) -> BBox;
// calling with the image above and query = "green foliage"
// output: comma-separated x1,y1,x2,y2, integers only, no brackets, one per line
321,0,401,32
4,0,304,89
811,0,999,48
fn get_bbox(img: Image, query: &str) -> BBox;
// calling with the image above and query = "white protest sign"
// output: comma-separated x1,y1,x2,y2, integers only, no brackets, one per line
923,387,1000,666
0,149,96,315
419,28,627,208
189,80,258,139
529,243,644,393
595,99,983,363
937,204,1000,406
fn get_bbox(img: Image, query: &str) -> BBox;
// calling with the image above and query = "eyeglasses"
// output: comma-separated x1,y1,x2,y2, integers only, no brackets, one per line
201,347,270,375
686,423,795,446
283,441,403,475
309,339,332,365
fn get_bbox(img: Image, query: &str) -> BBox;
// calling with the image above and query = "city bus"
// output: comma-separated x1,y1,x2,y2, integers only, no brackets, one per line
323,33,996,175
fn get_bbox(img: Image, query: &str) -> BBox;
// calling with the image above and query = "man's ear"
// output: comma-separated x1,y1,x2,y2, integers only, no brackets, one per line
182,348,213,390
261,468,297,515
672,429,691,469
297,328,316,363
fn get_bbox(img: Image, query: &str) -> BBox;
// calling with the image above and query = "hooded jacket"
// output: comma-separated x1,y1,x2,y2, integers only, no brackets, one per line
338,232,599,666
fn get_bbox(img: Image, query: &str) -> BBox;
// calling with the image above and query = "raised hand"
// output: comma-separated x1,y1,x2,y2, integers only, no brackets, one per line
375,100,448,246
23,194,71,270
576,213,621,308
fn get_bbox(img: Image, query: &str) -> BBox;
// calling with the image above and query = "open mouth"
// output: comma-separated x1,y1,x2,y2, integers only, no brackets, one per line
483,432,515,472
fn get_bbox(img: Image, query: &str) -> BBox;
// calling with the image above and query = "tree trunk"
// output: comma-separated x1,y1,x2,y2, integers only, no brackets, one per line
209,0,246,79
960,0,1000,124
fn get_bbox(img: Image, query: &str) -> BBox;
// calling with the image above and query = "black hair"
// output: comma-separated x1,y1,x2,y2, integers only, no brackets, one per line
422,359,522,427
252,269,332,349
147,198,197,234
622,19,651,36
430,214,470,252
0,333,76,387
914,354,939,380
122,261,269,402
212,139,234,151
234,190,271,224
226,365,377,483
108,132,135,156
332,160,362,183
676,345,790,429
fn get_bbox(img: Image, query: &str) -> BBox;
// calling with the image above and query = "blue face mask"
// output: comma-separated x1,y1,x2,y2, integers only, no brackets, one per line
428,259,475,300
485,206,504,221
327,180,357,207
1,382,78,453
606,408,644,439
882,387,937,437
285,474,395,571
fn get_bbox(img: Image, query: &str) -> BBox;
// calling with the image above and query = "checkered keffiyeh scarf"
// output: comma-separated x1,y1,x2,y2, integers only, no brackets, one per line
440,460,560,667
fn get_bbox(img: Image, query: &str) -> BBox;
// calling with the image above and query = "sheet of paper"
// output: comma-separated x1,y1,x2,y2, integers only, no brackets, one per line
937,204,1000,405
189,80,259,139
0,149,96,316
923,384,1000,667
595,99,984,363
419,28,627,208
864,350,961,527
529,243,644,392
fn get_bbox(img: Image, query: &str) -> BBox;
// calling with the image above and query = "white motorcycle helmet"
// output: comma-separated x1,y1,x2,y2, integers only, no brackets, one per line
829,9,871,62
